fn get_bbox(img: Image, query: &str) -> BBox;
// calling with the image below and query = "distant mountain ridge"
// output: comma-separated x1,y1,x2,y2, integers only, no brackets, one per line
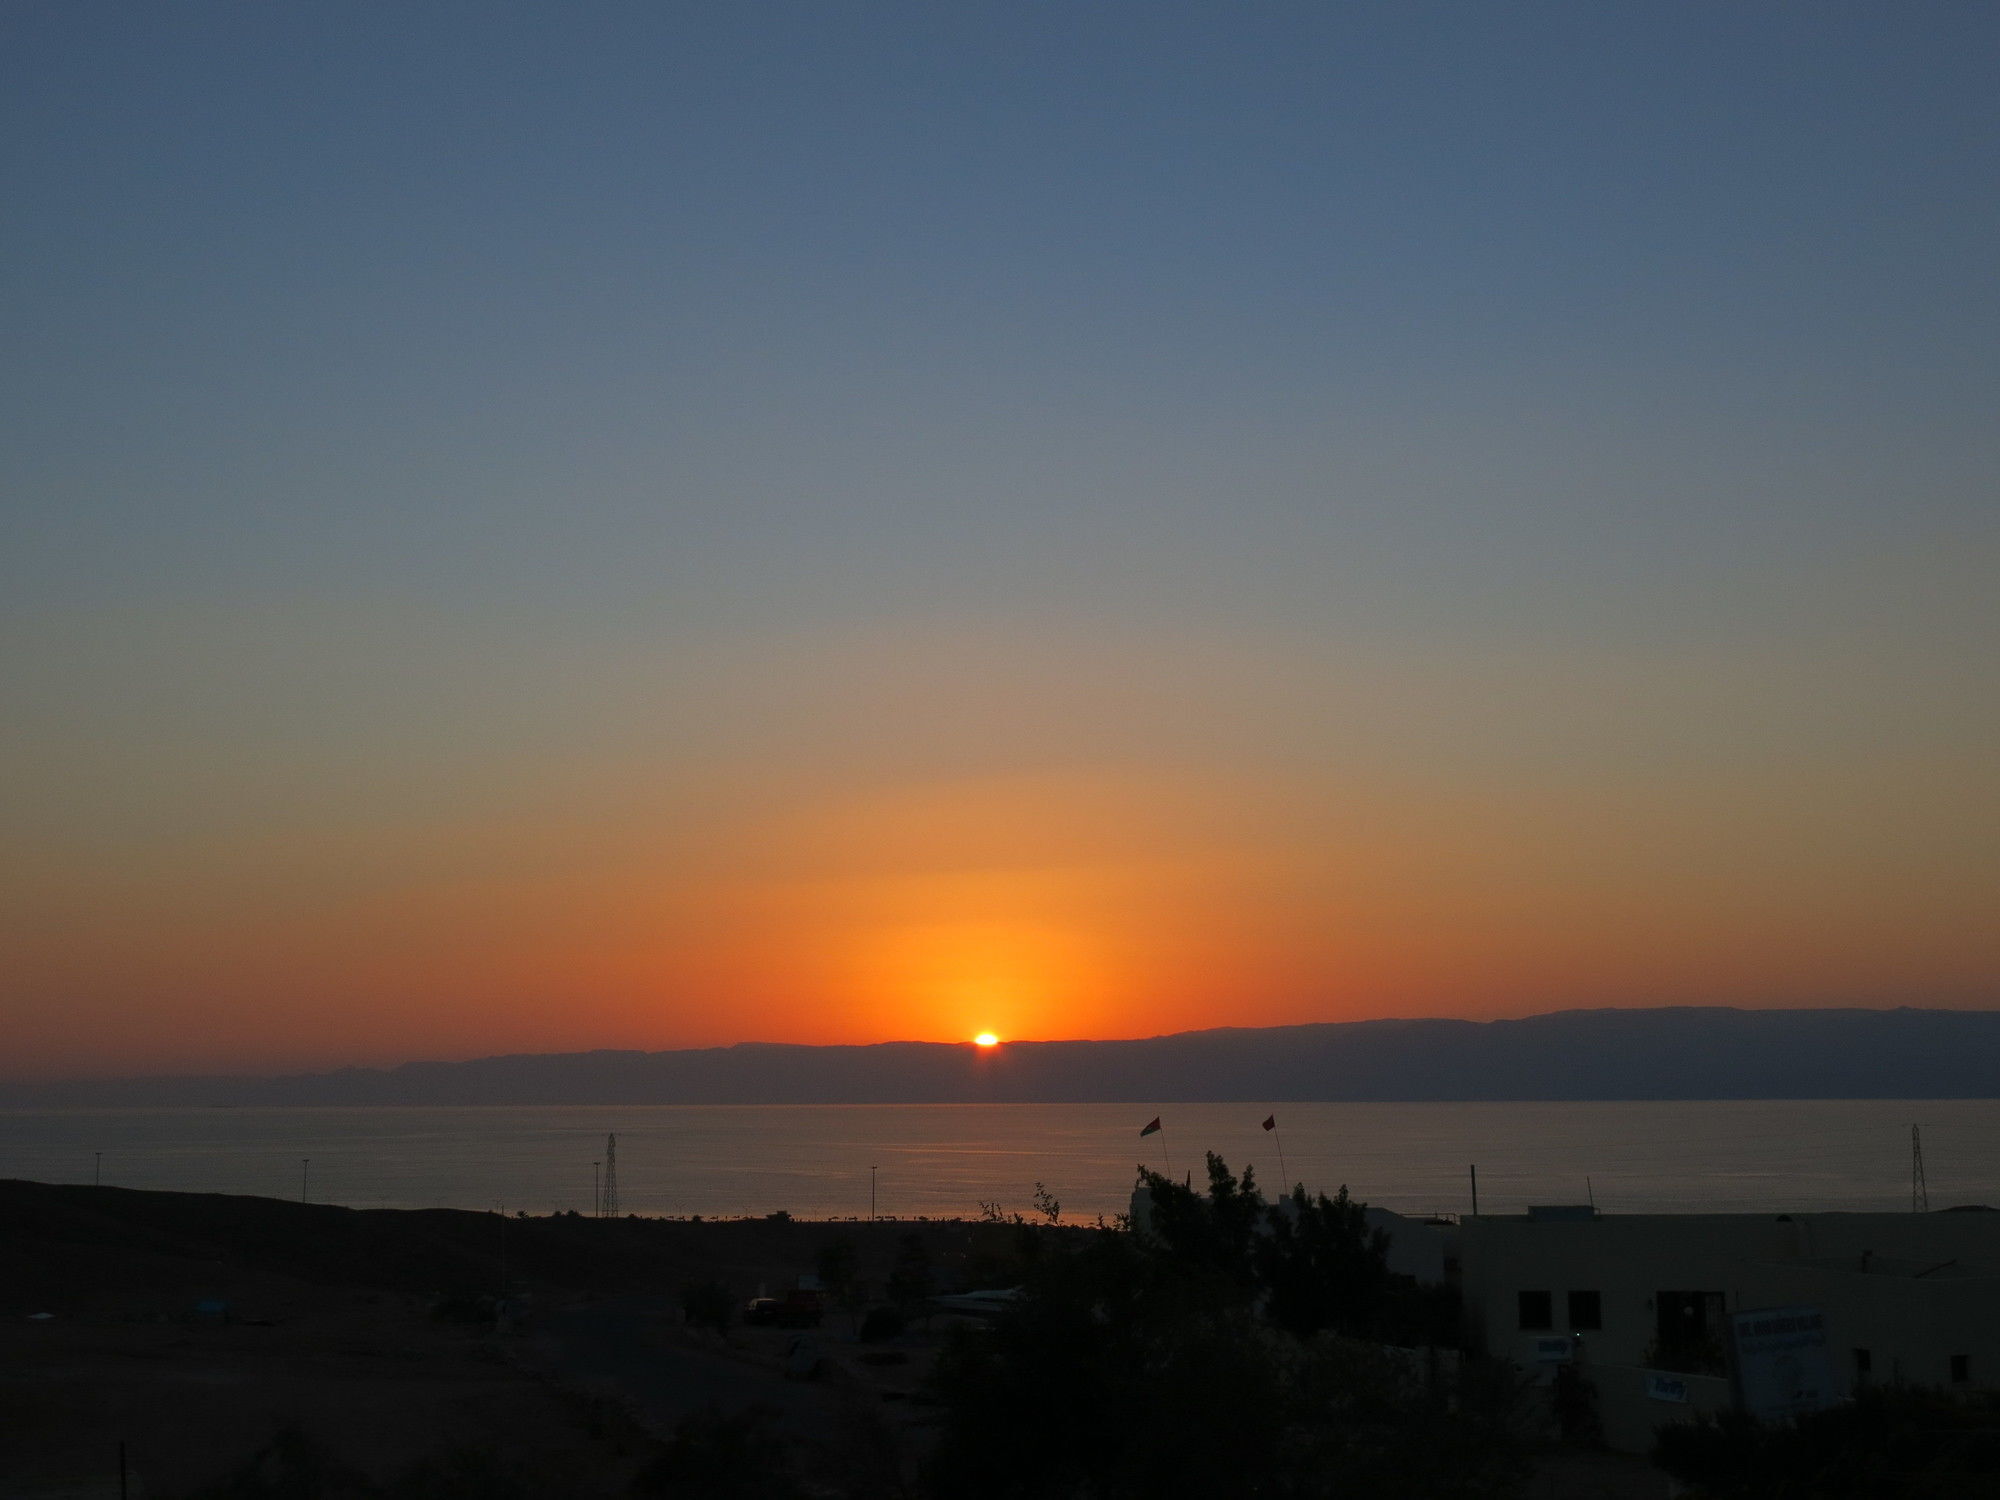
6,1007,1998,1107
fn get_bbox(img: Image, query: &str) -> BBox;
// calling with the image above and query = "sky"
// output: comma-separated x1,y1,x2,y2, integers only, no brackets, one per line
3,2,1996,1079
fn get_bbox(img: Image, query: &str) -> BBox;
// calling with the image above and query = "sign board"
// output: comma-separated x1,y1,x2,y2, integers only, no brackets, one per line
1729,1305,1835,1420
1532,1337,1574,1363
1646,1372,1690,1404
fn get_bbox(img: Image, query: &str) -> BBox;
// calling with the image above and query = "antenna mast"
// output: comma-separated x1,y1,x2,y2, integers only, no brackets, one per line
1911,1125,1927,1213
602,1133,619,1218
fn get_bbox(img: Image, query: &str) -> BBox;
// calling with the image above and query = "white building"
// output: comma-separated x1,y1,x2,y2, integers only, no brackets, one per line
1457,1207,2000,1451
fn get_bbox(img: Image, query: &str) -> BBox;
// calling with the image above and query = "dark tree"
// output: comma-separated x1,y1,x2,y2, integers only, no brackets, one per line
1132,1152,1266,1296
1653,1387,2000,1498
886,1231,934,1311
1032,1181,1062,1225
681,1279,734,1336
1255,1182,1391,1341
815,1237,864,1331
181,1429,374,1499
815,1238,857,1300
632,1406,807,1500
928,1154,1519,1500
379,1448,540,1500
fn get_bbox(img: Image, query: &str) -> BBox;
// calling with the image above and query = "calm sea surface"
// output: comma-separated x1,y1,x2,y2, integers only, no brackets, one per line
5,1101,1995,1221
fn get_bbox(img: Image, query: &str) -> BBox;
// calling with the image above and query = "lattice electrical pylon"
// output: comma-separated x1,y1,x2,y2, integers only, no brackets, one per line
602,1133,619,1218
1912,1124,1928,1213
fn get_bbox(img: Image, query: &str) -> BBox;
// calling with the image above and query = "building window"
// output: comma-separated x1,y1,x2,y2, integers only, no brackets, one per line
1567,1290,1602,1331
1648,1291,1727,1374
1854,1348,1872,1381
1951,1354,1970,1384
1518,1290,1553,1330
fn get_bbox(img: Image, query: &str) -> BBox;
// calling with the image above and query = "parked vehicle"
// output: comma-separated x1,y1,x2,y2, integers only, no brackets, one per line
743,1288,824,1328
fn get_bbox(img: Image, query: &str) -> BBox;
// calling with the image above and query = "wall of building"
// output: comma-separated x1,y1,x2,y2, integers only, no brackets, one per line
1458,1211,2000,1452
1589,1364,1733,1454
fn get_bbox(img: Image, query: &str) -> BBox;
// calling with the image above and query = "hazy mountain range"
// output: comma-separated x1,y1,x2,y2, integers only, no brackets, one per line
7,1007,1997,1107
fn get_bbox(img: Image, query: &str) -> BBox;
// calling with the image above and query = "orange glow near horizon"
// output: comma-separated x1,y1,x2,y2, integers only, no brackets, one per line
4,652,1997,1080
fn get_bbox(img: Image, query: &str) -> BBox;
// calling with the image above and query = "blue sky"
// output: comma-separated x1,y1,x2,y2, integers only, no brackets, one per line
3,2,1995,1074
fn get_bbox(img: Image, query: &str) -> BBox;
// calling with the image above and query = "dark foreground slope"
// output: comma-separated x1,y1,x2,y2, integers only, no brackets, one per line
0,1177,1018,1317
9,1005,1999,1108
0,1180,1036,1498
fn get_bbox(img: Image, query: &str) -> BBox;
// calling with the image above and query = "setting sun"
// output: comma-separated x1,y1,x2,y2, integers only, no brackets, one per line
973,1033,1000,1048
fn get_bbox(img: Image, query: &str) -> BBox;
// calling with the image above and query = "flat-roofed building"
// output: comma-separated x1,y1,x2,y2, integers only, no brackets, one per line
1458,1207,2000,1451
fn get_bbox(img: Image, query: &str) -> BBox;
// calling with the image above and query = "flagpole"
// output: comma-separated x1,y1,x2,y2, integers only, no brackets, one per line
1139,1117,1171,1185
1262,1113,1290,1197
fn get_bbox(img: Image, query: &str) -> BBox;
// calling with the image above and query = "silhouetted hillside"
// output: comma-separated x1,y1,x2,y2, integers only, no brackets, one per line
0,1177,1041,1316
6,1006,1997,1107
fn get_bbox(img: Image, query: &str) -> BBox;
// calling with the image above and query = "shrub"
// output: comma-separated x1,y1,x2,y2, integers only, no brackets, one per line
858,1305,905,1342
681,1280,734,1335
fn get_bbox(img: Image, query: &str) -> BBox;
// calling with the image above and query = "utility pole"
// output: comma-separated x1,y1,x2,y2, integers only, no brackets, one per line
602,1134,619,1218
301,1158,310,1204
592,1160,601,1218
1469,1164,1479,1217
1913,1125,1928,1213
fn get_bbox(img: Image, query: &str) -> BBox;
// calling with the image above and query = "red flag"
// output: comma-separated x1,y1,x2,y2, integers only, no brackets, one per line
1139,1117,1162,1137
1262,1115,1276,1131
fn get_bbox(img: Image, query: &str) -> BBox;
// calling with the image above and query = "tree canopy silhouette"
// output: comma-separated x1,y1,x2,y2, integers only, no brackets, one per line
927,1153,1516,1500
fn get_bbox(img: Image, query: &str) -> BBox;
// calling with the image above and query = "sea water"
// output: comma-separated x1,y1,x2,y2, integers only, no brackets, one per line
5,1100,1995,1221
